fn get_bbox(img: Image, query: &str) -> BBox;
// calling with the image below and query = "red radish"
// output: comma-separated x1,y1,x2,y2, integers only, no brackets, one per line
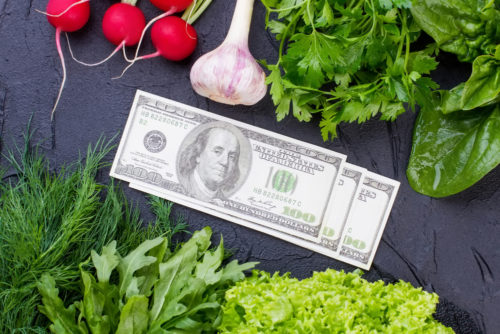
117,16,197,78
43,0,90,119
102,3,146,47
46,0,90,32
151,16,198,61
120,0,194,75
150,0,193,12
67,2,146,66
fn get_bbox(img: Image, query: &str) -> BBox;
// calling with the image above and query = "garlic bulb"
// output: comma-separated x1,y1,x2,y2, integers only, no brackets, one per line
190,0,267,106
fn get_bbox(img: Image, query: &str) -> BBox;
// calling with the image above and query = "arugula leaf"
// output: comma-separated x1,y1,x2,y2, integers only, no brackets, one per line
37,274,87,334
407,104,500,197
38,227,257,333
149,239,199,322
91,241,119,284
116,296,149,334
195,237,224,285
117,237,164,300
80,270,111,333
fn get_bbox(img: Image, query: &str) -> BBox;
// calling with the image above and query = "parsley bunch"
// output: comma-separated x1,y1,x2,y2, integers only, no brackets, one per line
262,0,439,140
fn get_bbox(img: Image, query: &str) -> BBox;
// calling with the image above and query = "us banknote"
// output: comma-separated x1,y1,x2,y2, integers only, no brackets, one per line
130,168,398,270
110,90,346,242
320,164,366,252
336,171,400,267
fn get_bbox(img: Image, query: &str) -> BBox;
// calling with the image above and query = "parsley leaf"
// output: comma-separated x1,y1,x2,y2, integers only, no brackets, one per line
263,0,438,140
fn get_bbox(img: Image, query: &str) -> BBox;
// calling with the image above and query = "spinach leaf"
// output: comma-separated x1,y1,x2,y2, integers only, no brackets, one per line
410,0,500,62
407,103,500,197
442,54,500,113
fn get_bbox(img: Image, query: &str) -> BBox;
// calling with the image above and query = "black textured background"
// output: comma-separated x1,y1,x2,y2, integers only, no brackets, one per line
0,0,498,333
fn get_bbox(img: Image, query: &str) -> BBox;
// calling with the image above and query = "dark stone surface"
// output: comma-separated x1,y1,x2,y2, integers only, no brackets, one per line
0,0,498,333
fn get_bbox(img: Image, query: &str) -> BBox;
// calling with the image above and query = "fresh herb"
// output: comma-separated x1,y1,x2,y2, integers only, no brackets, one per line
219,269,454,333
406,0,500,197
0,135,186,332
37,227,257,333
262,0,439,140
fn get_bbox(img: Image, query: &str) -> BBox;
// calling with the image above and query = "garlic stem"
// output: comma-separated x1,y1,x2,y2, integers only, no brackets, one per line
225,0,254,45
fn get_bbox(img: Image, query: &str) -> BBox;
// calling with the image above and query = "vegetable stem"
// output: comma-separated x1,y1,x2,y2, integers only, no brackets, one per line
121,0,138,6
181,0,214,24
225,0,254,45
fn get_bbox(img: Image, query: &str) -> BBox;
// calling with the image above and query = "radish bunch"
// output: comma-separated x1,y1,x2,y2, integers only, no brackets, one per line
117,0,197,77
41,0,209,118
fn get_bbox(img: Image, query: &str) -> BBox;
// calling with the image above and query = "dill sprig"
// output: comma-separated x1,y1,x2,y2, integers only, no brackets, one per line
0,134,187,332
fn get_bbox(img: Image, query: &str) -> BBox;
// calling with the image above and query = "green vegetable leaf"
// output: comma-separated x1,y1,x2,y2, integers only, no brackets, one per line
266,65,285,105
276,95,291,121
39,224,245,334
266,20,287,36
408,52,439,75
195,237,224,285
92,241,119,284
413,76,440,110
284,31,344,88
80,270,111,334
316,0,334,27
117,237,165,300
461,55,500,110
37,274,87,334
220,260,259,284
137,238,170,297
149,228,211,322
407,104,500,197
219,269,453,333
116,296,149,334
380,101,406,121
410,0,500,62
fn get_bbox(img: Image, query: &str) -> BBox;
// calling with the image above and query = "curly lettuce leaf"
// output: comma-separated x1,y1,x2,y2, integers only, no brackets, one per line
219,269,454,333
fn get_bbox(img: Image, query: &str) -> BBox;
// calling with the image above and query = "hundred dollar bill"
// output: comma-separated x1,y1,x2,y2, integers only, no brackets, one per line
130,172,393,270
110,90,346,241
320,163,366,252
336,171,400,268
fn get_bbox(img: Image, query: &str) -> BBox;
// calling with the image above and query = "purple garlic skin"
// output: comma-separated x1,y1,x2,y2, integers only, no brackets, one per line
190,42,267,106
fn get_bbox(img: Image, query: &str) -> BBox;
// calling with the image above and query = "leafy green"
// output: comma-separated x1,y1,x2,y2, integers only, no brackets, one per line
219,269,454,333
405,0,500,196
442,54,500,113
407,102,500,197
410,0,500,62
38,227,258,334
262,0,439,140
0,134,186,333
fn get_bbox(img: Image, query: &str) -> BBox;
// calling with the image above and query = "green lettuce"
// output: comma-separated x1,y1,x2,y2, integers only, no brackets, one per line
219,269,454,333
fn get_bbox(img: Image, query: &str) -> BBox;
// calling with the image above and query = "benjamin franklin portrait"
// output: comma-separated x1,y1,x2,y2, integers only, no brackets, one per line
176,121,251,202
